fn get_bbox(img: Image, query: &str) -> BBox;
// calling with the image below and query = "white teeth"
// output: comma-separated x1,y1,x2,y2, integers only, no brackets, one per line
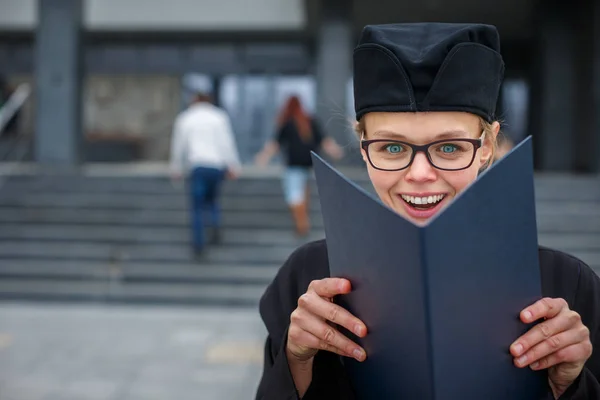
401,194,445,205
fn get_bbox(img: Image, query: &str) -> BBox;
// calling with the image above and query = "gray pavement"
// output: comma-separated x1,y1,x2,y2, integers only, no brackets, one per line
0,303,267,400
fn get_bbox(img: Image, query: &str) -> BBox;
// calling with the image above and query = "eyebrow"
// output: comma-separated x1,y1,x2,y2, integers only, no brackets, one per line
371,130,472,141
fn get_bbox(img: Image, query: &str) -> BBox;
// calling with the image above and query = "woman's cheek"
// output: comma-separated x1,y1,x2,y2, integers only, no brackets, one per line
369,169,397,192
440,169,478,194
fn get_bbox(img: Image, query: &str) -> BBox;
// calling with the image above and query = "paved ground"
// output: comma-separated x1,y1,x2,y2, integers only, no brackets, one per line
0,303,267,400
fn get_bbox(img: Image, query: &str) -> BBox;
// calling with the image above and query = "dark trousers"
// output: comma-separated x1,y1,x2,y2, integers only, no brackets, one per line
188,166,226,251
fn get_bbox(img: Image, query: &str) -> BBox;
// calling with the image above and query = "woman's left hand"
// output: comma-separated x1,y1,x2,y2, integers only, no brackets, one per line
510,297,593,399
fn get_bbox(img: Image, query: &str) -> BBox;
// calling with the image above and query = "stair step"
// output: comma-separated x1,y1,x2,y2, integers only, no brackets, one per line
0,207,323,228
1,179,326,197
0,224,325,246
0,223,598,250
0,260,280,284
0,243,597,270
0,241,296,264
1,192,599,208
2,174,598,199
0,207,599,232
0,201,599,215
0,188,598,209
537,234,600,250
0,279,266,306
0,193,309,211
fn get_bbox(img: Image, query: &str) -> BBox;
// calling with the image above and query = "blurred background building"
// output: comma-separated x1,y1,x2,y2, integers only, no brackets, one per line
0,0,599,171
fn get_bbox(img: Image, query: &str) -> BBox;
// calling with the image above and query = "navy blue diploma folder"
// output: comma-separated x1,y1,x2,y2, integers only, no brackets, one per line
312,137,548,399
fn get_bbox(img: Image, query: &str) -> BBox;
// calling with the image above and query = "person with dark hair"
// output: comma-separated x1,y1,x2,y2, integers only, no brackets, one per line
170,92,241,258
255,96,343,236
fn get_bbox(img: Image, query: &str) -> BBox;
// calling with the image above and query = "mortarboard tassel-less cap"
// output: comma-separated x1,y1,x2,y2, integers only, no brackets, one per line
353,23,505,122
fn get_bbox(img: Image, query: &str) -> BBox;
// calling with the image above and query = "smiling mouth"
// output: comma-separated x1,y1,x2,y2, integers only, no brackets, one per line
400,194,447,210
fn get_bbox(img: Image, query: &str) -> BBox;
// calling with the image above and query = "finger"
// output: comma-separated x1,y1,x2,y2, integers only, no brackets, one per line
511,309,582,358
288,326,353,359
298,291,367,338
513,325,590,368
293,329,362,360
528,341,593,371
292,308,366,361
520,297,568,324
308,278,352,298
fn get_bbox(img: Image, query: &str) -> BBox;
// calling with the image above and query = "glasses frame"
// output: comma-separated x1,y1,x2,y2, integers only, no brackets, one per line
360,131,486,172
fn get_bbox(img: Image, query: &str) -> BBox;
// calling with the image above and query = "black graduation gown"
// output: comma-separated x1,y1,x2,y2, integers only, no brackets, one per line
255,240,600,400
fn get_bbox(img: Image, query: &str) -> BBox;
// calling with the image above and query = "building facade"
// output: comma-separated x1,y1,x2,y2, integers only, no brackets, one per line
0,0,599,172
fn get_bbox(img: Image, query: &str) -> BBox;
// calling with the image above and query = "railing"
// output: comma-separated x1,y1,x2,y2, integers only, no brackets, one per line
0,83,30,134
0,83,33,188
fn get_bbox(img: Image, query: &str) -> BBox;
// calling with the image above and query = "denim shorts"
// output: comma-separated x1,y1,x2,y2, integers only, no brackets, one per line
282,167,310,205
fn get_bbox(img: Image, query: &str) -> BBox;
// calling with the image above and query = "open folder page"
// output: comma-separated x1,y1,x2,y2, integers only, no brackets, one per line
311,137,548,399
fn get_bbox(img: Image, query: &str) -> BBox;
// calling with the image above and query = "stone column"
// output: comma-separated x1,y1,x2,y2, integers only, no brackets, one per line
35,0,83,165
315,0,354,159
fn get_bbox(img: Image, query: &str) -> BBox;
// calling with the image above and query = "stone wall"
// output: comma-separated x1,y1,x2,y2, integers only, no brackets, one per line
84,75,182,161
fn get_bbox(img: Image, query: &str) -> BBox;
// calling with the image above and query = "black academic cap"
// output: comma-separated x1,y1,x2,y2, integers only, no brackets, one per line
353,23,505,122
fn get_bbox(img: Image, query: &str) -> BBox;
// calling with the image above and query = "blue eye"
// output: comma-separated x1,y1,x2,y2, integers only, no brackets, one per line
440,144,458,153
385,144,403,154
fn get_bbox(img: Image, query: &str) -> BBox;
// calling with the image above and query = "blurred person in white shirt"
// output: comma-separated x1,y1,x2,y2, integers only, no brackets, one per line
170,92,241,258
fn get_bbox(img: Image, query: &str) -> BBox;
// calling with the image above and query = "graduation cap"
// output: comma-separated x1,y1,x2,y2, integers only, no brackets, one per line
353,23,505,122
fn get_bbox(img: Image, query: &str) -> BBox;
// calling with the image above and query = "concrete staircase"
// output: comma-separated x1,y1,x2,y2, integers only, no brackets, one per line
0,169,598,307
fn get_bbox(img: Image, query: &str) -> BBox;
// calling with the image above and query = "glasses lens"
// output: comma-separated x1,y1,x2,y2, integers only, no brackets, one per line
428,141,476,170
367,141,413,170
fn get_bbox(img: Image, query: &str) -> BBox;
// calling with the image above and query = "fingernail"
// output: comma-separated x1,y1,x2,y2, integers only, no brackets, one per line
523,311,532,321
517,355,528,366
354,325,363,336
530,362,539,370
353,349,365,361
513,343,523,355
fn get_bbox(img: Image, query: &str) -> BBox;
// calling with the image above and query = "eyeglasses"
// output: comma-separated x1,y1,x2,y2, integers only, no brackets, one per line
360,132,486,172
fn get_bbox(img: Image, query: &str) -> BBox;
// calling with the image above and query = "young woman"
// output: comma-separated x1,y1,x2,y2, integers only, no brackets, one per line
255,23,600,399
255,96,343,236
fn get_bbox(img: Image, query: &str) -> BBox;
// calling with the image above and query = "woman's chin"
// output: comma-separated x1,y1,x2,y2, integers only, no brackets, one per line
397,212,431,226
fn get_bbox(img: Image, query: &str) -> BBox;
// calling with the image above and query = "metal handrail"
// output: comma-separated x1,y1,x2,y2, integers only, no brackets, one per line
0,83,33,189
0,83,30,133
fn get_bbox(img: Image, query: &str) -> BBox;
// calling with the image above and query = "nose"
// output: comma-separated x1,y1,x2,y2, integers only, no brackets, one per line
405,152,437,182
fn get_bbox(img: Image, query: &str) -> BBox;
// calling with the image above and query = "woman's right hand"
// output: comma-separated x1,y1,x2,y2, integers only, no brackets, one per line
287,278,368,364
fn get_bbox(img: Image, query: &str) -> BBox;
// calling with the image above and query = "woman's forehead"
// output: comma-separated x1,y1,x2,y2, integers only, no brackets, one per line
363,111,480,137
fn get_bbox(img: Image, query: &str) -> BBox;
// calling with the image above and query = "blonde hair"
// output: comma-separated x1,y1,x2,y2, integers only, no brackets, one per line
479,118,499,170
354,115,499,170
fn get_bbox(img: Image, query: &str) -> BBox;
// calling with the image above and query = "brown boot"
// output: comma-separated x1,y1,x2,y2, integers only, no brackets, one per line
290,202,310,236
